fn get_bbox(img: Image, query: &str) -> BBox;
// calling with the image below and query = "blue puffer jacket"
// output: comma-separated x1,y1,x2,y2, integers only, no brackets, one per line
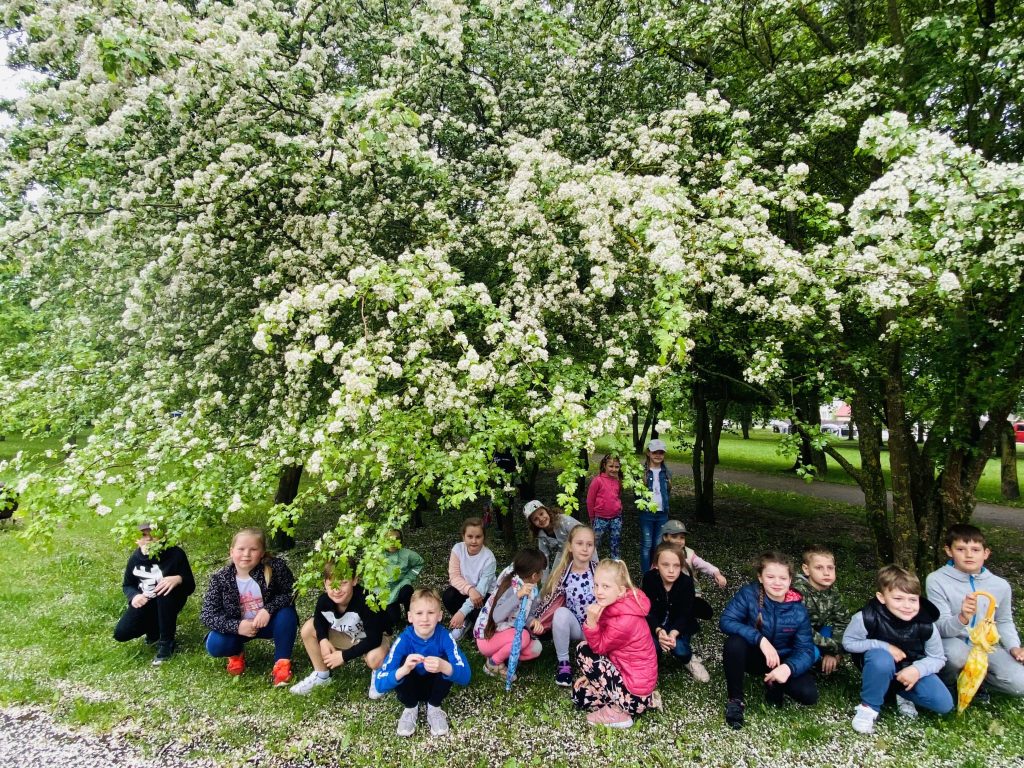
719,582,815,677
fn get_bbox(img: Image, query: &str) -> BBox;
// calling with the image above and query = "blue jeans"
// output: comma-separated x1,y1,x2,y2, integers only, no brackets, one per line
859,648,953,714
592,516,622,559
639,512,669,572
205,605,298,661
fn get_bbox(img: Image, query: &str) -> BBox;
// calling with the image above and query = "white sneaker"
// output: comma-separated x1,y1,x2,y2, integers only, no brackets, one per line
397,706,419,737
685,656,711,683
896,695,918,719
426,705,449,736
368,670,384,700
289,671,331,695
852,703,878,734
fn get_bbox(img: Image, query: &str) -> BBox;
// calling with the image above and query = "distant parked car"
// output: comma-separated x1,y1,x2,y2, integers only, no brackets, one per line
821,424,843,436
1015,422,1024,444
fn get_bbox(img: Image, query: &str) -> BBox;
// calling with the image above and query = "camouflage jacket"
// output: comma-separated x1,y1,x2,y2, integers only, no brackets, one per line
792,574,850,655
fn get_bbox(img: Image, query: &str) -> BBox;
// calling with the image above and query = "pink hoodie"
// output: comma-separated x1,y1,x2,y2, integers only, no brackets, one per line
586,473,622,521
582,589,658,696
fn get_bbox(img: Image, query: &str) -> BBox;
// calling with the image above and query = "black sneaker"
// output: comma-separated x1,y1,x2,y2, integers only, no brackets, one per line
725,698,745,730
153,640,175,666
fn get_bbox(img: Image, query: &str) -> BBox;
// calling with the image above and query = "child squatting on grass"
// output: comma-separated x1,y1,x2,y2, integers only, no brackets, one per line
534,524,598,687
114,521,195,666
382,528,424,635
720,551,818,730
474,548,546,679
659,520,727,592
290,556,391,699
443,517,496,642
844,565,953,733
571,558,660,729
793,546,850,675
200,527,299,686
641,542,712,683
586,454,623,559
523,500,581,579
926,523,1024,697
375,588,471,738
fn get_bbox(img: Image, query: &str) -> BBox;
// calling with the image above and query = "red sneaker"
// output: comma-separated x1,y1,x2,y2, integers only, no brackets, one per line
271,659,293,687
226,653,246,676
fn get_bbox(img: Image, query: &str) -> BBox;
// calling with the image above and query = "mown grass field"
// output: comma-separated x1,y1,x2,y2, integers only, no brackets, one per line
1,436,1024,767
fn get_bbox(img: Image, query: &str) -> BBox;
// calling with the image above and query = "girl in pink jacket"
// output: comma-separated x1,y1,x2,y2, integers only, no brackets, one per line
572,559,659,729
586,455,623,558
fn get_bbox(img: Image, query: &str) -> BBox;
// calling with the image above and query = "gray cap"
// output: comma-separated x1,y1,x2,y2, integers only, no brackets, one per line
660,519,687,538
523,500,547,520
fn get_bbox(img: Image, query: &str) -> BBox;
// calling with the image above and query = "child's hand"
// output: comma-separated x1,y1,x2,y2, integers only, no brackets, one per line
759,637,780,668
401,654,425,674
422,656,453,676
469,588,484,608
895,665,921,690
528,619,544,635
886,644,907,663
130,594,150,609
252,608,271,630
585,603,604,627
323,649,345,670
657,630,676,653
714,572,728,588
959,593,978,624
152,574,183,596
1009,646,1024,662
821,654,839,674
516,582,535,599
238,619,258,637
764,663,791,684
449,612,466,630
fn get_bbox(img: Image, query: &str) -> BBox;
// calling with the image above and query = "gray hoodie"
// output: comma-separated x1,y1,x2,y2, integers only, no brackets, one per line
925,564,1021,649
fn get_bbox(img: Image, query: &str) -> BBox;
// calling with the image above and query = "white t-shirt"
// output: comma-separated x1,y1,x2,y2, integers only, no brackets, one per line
236,576,264,619
650,467,664,511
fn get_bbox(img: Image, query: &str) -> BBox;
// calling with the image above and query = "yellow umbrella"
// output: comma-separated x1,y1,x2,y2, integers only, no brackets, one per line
956,590,999,713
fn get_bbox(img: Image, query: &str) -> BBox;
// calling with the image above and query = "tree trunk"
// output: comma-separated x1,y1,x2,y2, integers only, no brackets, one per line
496,496,517,547
271,465,303,550
631,393,659,454
692,384,713,523
794,394,828,478
850,392,894,564
1000,421,1020,500
882,345,919,569
575,449,590,523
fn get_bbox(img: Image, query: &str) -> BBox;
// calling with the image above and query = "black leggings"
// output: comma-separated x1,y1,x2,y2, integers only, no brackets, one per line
395,672,453,708
723,634,818,705
114,592,189,644
441,585,481,628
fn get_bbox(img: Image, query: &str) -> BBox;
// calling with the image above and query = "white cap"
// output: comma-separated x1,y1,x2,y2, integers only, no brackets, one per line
523,500,547,519
648,439,668,452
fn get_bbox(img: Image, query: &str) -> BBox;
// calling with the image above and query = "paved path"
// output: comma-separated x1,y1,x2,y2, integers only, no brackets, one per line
666,462,1024,532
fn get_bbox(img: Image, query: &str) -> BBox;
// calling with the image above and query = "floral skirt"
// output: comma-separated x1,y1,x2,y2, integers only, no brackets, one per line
571,642,655,715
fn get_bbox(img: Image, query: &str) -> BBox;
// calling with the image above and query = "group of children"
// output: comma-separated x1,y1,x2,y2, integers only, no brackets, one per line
114,443,1024,737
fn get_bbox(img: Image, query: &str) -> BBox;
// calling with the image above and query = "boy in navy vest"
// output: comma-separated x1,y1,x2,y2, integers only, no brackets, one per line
843,565,952,734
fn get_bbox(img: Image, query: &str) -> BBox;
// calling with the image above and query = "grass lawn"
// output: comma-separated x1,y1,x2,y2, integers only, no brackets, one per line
629,429,1024,509
2,438,1024,767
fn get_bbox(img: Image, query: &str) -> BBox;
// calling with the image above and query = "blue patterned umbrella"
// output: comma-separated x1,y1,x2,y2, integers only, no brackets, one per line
506,585,537,691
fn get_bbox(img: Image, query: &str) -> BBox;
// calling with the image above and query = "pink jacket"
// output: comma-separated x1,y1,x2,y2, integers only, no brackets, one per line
586,474,622,520
582,589,658,696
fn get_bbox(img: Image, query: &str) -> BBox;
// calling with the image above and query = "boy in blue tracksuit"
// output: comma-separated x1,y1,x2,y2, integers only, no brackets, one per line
375,588,471,738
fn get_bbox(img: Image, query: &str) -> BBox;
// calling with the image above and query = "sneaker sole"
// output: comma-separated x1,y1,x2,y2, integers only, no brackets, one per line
555,679,572,687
